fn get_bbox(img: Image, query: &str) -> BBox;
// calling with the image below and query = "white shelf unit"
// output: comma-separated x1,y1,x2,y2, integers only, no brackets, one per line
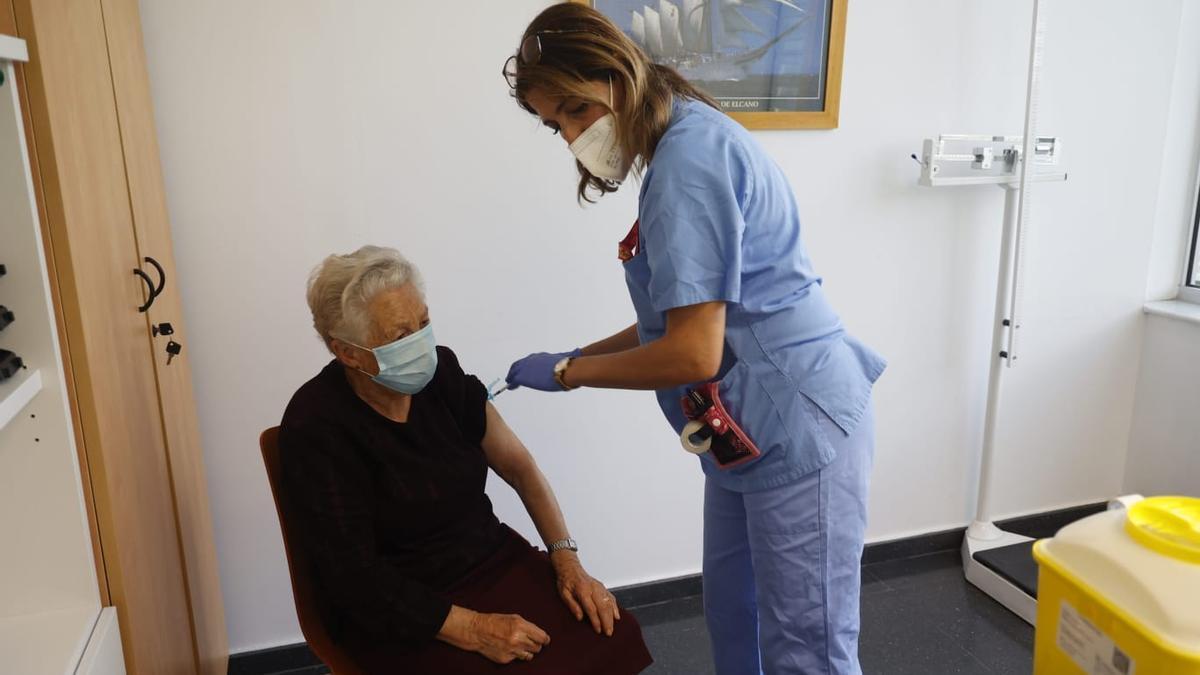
0,605,97,674
0,605,123,675
75,609,124,675
0,39,123,675
0,368,43,432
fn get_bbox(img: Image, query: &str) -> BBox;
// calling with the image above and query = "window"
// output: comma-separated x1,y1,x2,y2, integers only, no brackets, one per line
1185,183,1200,303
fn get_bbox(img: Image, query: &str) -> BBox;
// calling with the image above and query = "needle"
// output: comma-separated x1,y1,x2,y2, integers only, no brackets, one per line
487,377,509,401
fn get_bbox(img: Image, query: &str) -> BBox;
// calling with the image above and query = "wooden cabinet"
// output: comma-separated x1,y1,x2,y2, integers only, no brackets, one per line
2,0,227,672
0,35,122,675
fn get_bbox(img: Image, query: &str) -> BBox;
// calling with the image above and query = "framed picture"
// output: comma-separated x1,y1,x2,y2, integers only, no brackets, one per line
574,0,847,130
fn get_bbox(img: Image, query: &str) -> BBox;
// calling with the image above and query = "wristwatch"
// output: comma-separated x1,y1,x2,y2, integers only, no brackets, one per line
553,356,577,391
548,538,578,554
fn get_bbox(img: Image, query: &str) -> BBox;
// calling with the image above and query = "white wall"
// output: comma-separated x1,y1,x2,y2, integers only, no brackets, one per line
1123,0,1200,501
137,0,1187,653
1124,314,1200,497
1145,0,1200,301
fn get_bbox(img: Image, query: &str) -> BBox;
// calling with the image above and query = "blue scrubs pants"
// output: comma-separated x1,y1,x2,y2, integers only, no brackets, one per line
702,404,875,675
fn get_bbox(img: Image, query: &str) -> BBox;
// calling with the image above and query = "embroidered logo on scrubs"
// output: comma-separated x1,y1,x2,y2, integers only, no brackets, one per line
618,220,640,262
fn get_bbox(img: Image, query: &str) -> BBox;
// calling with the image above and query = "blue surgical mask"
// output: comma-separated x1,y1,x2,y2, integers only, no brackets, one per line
353,324,438,394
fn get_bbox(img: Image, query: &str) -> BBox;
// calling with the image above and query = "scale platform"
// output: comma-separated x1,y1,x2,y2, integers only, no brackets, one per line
963,524,1038,625
961,503,1108,625
974,540,1039,598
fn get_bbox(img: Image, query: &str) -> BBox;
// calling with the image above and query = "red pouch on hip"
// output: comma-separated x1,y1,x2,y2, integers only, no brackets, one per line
679,383,762,469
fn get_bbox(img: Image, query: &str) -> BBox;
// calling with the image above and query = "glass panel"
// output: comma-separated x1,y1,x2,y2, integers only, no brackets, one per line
592,0,834,113
1190,196,1200,287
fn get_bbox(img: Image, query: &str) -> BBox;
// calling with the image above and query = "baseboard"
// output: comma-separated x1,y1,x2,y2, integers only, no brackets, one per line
611,573,703,609
861,526,965,564
994,501,1107,539
228,501,1106,674
863,500,1107,562
227,643,323,675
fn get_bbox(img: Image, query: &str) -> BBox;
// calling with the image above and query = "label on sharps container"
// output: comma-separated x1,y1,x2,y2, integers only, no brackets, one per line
1057,601,1136,675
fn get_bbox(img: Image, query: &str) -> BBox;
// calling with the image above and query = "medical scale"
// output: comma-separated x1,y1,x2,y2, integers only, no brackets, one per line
914,0,1066,625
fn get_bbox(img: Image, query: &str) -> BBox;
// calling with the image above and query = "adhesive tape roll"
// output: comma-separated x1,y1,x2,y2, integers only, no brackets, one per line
680,420,712,455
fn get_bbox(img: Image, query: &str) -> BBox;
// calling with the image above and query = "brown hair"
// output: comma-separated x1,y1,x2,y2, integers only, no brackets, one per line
509,2,720,202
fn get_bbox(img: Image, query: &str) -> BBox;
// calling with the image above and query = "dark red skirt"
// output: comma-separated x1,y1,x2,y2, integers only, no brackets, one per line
346,528,653,674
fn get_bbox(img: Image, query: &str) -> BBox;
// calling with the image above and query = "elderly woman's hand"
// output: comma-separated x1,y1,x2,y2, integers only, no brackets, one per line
550,551,620,636
469,612,551,664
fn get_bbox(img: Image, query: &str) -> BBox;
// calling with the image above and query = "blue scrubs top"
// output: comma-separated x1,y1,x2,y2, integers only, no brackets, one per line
625,99,886,493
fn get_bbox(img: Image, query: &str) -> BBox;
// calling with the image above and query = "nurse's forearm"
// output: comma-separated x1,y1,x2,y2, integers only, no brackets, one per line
564,341,712,390
566,302,726,390
580,324,640,356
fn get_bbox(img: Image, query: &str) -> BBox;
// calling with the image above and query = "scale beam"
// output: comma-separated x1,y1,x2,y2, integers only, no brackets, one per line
915,135,1065,188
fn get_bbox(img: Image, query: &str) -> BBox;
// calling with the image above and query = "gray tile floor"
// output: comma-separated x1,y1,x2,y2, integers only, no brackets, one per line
634,551,1033,674
262,550,1033,674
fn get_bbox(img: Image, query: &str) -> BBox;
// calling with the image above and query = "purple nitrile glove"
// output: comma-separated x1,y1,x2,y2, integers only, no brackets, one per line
505,348,582,392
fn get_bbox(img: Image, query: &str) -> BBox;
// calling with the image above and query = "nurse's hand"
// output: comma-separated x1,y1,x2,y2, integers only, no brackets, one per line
505,349,579,392
551,552,620,637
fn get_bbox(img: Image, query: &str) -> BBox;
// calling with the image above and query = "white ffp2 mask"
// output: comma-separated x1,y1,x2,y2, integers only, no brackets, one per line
569,113,630,183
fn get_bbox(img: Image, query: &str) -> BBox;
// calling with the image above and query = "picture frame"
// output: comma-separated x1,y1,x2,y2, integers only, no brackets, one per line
573,0,847,130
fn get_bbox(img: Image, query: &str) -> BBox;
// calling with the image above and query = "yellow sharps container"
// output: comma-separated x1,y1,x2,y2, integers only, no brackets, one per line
1032,496,1200,674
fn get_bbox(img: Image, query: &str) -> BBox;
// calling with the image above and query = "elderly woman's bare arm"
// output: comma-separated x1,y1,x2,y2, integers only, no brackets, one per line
481,403,620,636
481,403,571,544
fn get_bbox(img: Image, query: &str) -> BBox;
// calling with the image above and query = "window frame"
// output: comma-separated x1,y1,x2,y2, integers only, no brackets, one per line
1182,177,1200,304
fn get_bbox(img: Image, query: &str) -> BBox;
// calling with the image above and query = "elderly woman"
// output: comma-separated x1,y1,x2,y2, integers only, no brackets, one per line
279,246,652,673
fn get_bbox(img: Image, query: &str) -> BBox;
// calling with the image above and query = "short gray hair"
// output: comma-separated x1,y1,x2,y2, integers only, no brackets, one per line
306,246,425,350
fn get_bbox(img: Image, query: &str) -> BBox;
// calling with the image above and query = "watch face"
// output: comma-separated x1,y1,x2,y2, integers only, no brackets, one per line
554,358,574,390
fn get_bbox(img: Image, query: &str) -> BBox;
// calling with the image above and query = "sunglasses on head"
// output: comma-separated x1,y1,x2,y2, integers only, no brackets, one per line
503,29,593,89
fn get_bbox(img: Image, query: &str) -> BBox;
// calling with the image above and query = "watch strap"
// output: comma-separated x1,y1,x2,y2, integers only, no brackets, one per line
547,538,578,554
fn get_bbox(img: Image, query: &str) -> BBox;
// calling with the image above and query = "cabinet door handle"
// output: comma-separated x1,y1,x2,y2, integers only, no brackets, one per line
133,268,157,312
143,256,166,297
133,256,167,313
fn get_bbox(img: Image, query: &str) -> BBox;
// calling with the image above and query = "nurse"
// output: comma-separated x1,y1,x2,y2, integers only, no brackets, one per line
503,4,885,674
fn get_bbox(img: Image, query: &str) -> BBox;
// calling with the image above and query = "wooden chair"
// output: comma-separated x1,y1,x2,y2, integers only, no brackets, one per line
260,427,364,675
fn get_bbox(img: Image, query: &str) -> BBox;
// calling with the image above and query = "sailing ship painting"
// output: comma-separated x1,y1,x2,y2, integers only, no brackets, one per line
590,0,833,115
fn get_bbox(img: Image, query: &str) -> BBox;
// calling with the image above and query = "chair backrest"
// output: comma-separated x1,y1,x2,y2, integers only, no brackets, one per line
260,427,364,675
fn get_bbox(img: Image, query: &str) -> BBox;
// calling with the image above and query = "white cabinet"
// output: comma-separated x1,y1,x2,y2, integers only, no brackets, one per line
76,609,126,675
0,37,125,675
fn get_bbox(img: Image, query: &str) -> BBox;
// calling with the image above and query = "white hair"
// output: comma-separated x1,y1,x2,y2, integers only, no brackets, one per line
306,246,425,350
